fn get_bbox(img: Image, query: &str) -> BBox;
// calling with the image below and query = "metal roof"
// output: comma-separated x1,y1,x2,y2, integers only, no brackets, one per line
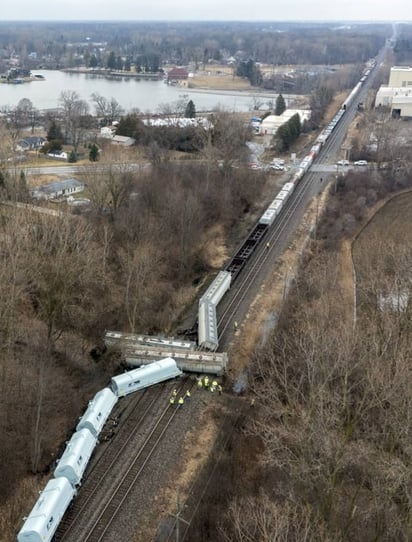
35,178,83,195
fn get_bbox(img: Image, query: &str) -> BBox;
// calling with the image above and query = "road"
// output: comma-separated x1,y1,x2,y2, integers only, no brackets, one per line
13,162,150,176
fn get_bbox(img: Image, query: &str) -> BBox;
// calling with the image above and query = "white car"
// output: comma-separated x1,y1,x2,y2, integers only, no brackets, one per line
336,159,350,166
354,160,368,166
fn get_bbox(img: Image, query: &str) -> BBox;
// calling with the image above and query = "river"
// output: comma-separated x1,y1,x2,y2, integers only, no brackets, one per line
0,70,277,114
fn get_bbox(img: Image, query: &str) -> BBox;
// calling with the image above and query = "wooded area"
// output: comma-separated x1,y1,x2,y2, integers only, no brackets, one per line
1,19,412,541
184,167,412,541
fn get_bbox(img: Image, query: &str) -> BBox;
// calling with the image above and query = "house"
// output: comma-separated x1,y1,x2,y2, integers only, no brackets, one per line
166,67,189,87
47,150,68,160
16,136,46,152
31,178,85,201
111,135,135,146
100,126,116,138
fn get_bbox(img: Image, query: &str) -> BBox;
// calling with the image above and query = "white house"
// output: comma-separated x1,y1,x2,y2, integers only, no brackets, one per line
31,178,85,201
111,135,135,146
47,150,68,160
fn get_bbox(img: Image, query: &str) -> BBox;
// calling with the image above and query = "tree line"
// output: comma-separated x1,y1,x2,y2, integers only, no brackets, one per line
0,21,389,75
0,111,262,539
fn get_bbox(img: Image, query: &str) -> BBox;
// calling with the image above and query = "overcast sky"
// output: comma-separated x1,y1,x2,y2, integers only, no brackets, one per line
1,0,410,22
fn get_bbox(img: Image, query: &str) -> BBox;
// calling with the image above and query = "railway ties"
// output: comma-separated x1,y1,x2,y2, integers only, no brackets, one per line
83,381,197,542
57,381,186,541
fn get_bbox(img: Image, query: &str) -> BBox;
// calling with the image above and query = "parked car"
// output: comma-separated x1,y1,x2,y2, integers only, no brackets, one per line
336,159,350,166
354,160,368,166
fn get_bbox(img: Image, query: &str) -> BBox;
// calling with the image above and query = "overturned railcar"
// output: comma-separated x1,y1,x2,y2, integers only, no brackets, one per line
17,477,76,542
76,387,118,438
111,357,182,397
54,428,97,487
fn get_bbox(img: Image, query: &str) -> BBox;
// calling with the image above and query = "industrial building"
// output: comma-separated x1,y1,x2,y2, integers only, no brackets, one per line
375,66,412,117
259,109,311,136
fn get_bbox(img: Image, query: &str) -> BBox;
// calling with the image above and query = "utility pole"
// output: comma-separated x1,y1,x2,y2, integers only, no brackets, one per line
314,195,320,241
168,488,190,542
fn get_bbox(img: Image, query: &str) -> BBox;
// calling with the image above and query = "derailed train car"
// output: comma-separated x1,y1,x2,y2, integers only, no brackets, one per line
17,354,185,541
111,357,182,397
17,478,76,542
54,428,97,487
76,387,118,438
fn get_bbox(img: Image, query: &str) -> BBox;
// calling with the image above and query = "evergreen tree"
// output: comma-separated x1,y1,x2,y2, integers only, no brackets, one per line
107,51,116,70
47,119,64,142
89,54,98,68
88,143,99,162
275,94,286,115
184,100,196,119
116,114,145,141
236,59,262,86
275,113,302,151
276,124,291,151
116,56,123,71
288,113,301,139
68,150,77,163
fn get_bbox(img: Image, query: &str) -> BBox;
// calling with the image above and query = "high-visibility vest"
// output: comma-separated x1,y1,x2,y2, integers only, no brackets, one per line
178,397,184,405
170,397,175,405
204,377,209,387
172,389,177,396
197,379,203,388
186,390,191,398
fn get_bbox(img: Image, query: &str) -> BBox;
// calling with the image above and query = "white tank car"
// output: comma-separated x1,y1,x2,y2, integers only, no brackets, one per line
197,300,219,350
54,428,97,487
17,477,76,542
111,357,182,397
76,387,118,438
199,270,231,307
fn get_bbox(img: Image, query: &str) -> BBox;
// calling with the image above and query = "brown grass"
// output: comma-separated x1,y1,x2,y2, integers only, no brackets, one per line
190,74,253,91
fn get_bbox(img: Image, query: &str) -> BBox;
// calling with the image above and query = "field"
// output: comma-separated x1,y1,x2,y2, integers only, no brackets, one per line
189,70,253,91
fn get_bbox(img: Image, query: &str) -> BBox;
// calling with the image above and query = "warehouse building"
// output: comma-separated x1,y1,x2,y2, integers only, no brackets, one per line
259,109,311,136
375,66,412,117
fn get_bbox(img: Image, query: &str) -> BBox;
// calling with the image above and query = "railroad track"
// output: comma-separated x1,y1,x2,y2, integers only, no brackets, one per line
58,380,195,542
217,177,312,339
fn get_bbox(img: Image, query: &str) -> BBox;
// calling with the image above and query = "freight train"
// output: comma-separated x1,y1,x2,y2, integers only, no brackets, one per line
198,67,372,350
17,358,182,542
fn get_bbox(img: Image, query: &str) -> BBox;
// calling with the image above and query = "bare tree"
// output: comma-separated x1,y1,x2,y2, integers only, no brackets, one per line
59,90,91,152
119,243,161,331
220,494,333,542
23,212,101,345
91,92,124,125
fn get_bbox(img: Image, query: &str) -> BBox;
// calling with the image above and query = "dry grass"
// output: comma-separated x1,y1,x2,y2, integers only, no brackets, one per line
190,73,253,91
189,65,253,91
0,476,47,542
